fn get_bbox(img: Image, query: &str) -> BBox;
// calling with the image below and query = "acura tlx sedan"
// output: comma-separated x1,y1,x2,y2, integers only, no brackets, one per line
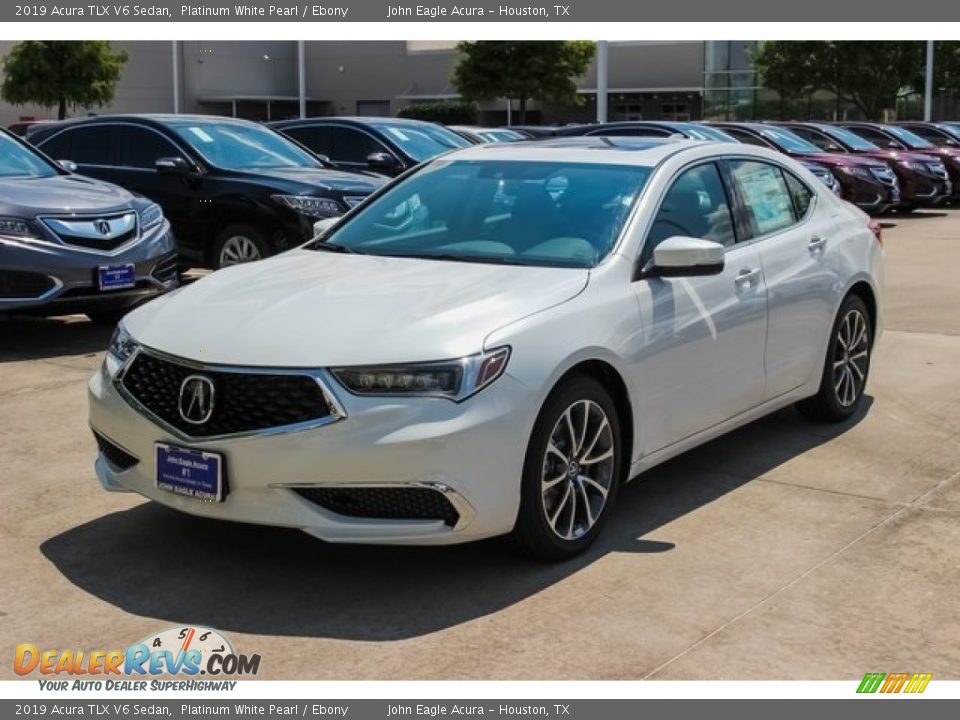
88,137,883,560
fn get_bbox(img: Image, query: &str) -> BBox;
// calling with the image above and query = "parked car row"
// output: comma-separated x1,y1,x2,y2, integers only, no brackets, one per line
543,119,959,215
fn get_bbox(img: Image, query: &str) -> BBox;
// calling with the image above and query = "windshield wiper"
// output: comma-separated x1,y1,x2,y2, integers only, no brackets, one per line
373,252,531,266
308,241,362,254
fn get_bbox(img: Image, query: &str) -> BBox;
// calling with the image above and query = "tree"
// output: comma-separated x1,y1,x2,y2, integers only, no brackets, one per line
452,41,595,123
752,41,924,120
1,41,128,120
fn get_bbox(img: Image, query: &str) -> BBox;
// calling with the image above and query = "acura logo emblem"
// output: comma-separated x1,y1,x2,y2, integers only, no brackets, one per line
178,375,215,425
94,219,111,235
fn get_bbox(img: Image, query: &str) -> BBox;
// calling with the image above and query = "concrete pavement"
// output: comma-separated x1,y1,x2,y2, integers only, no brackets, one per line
1,210,958,680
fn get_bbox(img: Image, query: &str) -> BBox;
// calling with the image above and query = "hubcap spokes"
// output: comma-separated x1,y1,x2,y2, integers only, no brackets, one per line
220,236,261,267
832,309,869,407
541,400,615,541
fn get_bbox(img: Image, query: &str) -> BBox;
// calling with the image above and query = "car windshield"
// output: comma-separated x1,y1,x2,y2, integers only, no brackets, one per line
884,125,935,149
940,123,960,139
318,159,651,268
372,122,472,162
823,126,879,151
757,127,822,154
0,133,58,178
478,129,524,143
170,120,321,170
680,124,735,141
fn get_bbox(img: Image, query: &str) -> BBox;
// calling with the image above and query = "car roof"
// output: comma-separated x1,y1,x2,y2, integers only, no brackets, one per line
437,136,728,166
270,116,439,128
30,113,262,136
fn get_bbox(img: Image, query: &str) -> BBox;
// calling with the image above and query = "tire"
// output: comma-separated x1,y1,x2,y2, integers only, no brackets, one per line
85,308,129,326
512,375,623,561
897,203,917,214
796,295,872,422
212,223,274,269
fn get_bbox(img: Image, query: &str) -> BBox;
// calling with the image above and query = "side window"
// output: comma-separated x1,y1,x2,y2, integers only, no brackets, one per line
67,126,120,165
730,160,797,237
283,125,332,157
37,131,71,159
643,162,736,263
121,126,181,168
327,126,383,164
783,171,815,219
722,128,770,148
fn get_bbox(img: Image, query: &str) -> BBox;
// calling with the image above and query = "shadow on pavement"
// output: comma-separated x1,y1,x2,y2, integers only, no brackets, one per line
0,315,113,362
41,398,871,641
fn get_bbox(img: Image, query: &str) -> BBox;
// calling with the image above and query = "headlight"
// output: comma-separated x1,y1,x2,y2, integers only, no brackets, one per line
138,203,164,230
272,194,344,218
332,347,511,402
107,322,139,363
0,216,42,242
897,160,926,171
841,166,873,180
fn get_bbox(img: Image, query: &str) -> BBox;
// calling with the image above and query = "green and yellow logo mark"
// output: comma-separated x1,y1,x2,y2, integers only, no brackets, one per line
857,672,933,694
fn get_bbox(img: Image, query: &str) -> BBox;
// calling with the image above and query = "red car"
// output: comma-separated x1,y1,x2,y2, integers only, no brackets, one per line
707,122,901,215
837,121,959,204
778,122,951,211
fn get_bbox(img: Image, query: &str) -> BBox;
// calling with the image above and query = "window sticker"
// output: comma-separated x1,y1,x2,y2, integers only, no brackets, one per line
187,126,215,143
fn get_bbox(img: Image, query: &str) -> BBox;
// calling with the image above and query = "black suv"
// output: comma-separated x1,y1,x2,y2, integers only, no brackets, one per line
269,117,471,177
30,115,385,269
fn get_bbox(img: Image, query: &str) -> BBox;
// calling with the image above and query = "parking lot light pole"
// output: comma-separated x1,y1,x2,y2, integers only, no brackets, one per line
171,41,180,114
597,40,608,124
298,40,307,119
924,40,934,122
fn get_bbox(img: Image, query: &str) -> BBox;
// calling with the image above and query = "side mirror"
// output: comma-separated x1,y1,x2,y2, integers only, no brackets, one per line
57,159,78,173
886,140,900,150
637,236,726,280
825,143,843,153
366,151,400,174
312,217,339,238
156,156,193,175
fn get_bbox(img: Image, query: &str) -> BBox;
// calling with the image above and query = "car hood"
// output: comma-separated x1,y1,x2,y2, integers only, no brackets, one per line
854,149,939,164
796,152,888,169
0,174,135,215
126,249,589,367
237,166,386,193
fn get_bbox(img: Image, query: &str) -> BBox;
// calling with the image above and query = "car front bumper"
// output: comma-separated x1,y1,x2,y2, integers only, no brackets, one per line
0,221,177,314
88,351,539,545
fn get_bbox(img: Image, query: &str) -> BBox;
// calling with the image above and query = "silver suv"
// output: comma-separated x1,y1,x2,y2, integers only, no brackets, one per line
0,129,176,324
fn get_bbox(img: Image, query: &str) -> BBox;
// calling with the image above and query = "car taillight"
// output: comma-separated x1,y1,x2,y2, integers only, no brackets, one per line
868,219,883,247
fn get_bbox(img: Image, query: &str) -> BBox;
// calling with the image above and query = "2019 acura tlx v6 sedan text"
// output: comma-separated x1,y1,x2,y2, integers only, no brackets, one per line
88,138,883,560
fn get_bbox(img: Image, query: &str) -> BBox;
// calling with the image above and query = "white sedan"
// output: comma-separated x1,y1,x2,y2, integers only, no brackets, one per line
89,138,883,560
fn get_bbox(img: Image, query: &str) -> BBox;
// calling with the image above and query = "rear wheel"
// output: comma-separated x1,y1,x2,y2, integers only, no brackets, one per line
796,295,872,422
513,376,622,561
213,224,274,269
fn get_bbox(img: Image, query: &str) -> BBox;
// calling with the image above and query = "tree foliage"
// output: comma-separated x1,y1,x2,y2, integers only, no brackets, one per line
1,41,128,120
452,41,595,123
397,100,478,125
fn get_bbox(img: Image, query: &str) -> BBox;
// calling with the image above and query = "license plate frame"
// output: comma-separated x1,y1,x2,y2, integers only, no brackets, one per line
97,263,136,291
155,443,224,502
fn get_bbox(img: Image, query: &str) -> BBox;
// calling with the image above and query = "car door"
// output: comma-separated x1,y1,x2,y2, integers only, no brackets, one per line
111,125,199,243
728,159,837,397
326,125,396,173
632,161,768,454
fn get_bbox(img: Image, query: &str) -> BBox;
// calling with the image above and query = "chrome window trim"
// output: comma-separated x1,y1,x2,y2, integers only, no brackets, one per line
273,480,477,532
113,345,348,442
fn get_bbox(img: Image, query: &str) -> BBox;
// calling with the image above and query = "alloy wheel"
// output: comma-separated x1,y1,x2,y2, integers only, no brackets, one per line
219,235,262,266
541,399,616,541
832,308,870,407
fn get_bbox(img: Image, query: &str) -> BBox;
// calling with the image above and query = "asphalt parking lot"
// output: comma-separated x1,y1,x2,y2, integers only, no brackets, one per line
2,210,960,681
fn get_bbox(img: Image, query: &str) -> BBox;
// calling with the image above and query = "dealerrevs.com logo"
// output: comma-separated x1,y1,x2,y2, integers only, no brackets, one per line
857,672,933,694
14,626,261,691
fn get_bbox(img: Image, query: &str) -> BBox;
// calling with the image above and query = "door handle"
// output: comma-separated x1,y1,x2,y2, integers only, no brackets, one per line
735,267,761,290
808,236,827,254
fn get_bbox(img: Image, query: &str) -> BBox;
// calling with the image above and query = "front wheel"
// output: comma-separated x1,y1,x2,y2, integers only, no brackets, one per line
796,295,872,422
512,376,623,561
213,224,274,269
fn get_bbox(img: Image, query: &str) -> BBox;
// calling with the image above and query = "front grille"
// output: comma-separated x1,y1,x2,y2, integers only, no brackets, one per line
93,431,139,470
0,269,55,299
294,486,460,527
119,351,333,437
151,251,179,285
43,212,139,252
